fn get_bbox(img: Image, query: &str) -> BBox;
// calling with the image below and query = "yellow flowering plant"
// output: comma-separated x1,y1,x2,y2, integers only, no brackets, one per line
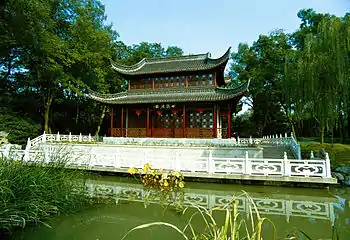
128,163,185,191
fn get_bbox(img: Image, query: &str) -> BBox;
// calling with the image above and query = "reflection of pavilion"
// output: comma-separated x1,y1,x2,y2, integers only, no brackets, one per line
86,180,335,225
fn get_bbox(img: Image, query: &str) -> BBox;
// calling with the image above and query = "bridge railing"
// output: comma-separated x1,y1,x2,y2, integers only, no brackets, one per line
0,147,332,179
28,132,98,147
261,133,301,160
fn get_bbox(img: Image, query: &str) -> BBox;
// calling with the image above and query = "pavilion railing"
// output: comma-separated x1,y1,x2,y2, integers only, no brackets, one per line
25,132,302,161
112,128,216,138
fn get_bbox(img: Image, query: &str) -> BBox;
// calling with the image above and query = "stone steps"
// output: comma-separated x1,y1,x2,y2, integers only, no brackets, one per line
263,146,295,159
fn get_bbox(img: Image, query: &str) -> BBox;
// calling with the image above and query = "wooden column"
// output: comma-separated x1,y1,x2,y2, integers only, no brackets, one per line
185,76,189,88
125,108,129,137
128,80,130,90
213,103,217,138
146,107,150,137
110,107,114,137
228,106,231,139
183,104,186,138
121,107,124,137
214,72,217,86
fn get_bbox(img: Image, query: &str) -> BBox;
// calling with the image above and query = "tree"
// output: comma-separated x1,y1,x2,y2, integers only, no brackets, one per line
229,30,292,136
285,15,350,143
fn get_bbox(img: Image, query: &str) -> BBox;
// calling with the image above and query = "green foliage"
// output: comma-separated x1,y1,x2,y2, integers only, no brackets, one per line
0,108,41,145
300,142,350,167
0,151,88,233
128,163,185,191
285,13,350,143
229,30,292,136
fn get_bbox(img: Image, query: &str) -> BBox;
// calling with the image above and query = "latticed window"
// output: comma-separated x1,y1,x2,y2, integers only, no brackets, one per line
181,76,186,87
147,78,152,88
209,73,214,85
176,76,180,87
189,111,213,128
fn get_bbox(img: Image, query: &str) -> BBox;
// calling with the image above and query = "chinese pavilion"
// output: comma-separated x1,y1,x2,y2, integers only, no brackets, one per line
89,47,249,139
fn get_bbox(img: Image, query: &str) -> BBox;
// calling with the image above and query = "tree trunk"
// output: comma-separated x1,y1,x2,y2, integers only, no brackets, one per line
44,90,53,134
75,106,79,125
320,122,325,144
95,105,107,136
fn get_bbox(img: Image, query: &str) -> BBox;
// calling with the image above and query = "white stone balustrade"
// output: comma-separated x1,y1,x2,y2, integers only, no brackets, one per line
29,132,97,147
1,147,332,179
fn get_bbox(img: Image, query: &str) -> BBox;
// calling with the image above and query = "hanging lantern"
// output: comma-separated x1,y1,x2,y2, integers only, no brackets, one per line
171,109,180,115
197,107,205,113
156,110,163,116
135,110,142,116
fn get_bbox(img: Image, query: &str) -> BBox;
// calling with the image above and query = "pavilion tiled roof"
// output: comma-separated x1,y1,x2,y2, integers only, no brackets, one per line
110,47,231,76
88,80,250,105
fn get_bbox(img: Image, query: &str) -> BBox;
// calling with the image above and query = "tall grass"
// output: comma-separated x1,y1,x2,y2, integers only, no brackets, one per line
0,147,88,234
122,192,275,240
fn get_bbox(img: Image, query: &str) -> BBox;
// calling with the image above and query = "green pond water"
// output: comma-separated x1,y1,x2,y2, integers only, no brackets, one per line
14,176,350,240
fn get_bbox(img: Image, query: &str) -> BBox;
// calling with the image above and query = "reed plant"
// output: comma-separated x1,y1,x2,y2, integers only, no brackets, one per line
122,192,275,240
0,147,88,234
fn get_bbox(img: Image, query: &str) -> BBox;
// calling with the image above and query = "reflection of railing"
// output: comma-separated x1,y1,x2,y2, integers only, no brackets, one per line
1,146,332,179
85,181,335,224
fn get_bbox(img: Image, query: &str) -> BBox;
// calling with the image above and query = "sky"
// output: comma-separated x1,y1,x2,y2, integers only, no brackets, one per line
102,0,349,58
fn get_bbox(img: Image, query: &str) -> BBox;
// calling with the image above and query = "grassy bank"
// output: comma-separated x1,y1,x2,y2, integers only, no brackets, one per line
300,141,350,167
0,153,88,235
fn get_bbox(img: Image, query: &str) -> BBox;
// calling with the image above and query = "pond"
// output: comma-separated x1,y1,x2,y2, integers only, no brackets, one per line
14,176,350,239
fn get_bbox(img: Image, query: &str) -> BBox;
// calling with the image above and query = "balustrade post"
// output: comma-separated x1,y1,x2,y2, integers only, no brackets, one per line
44,146,49,163
56,132,60,141
310,151,314,159
88,133,92,142
24,138,31,162
69,132,72,142
245,151,251,175
208,150,214,173
237,136,240,144
249,136,253,145
283,152,291,176
285,132,287,138
297,144,301,160
325,153,332,178
42,131,46,143
79,133,82,142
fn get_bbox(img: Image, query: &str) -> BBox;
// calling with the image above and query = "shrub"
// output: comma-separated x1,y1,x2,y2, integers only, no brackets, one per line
0,150,88,233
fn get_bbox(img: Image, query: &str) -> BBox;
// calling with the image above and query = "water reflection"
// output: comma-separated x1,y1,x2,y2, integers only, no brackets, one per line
87,180,336,224
14,178,350,240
